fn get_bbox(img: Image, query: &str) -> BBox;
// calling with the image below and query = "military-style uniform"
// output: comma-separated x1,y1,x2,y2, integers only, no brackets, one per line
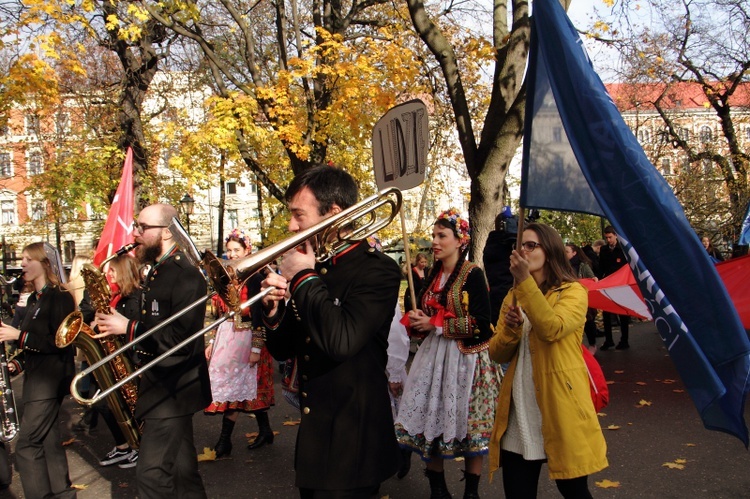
124,247,211,499
13,285,77,498
264,242,402,493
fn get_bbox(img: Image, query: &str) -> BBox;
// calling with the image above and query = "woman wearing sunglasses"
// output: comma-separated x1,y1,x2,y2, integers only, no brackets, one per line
489,223,608,498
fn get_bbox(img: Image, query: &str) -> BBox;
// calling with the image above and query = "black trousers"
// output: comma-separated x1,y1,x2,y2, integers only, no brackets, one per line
299,485,379,499
15,397,76,498
137,414,206,499
603,312,630,345
501,450,592,499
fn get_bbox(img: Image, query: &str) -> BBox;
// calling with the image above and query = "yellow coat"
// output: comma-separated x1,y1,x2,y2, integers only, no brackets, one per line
489,277,608,481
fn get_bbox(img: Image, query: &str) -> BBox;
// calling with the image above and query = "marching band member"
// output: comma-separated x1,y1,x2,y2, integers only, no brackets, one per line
0,242,77,498
261,165,402,498
95,204,211,499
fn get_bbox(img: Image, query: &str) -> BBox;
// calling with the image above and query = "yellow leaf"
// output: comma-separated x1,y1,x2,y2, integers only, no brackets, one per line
685,443,696,447
71,483,88,490
283,420,301,426
596,412,606,417
662,462,685,470
636,381,647,385
197,447,217,462
675,458,687,464
595,479,620,488
662,379,677,384
614,370,624,374
606,424,621,430
62,437,76,446
673,389,685,393
606,380,615,385
638,399,652,407
245,432,259,438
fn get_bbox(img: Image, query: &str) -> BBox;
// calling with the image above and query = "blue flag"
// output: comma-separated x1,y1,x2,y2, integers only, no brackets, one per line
740,201,750,246
522,0,750,445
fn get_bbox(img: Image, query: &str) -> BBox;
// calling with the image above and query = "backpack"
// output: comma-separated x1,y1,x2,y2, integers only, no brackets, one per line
581,345,609,412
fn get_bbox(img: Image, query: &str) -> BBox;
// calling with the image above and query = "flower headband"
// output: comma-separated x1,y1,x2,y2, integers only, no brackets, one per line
436,208,471,249
225,228,252,251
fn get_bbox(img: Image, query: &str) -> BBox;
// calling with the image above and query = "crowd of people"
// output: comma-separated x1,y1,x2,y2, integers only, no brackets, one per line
0,162,742,498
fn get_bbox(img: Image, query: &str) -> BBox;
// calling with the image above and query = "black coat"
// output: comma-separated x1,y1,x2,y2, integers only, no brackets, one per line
16,286,75,401
126,250,211,419
265,242,401,490
483,229,516,326
599,242,628,277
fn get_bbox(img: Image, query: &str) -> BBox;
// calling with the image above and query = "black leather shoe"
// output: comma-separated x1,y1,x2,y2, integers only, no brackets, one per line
600,341,615,351
247,431,274,450
616,342,630,350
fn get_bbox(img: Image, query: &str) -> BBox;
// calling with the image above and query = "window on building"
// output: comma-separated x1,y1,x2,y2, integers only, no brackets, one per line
227,209,238,228
699,126,712,143
55,113,70,135
226,181,237,195
0,153,11,177
660,158,671,176
637,128,651,144
31,201,46,221
745,127,750,141
25,114,40,135
0,124,8,136
249,178,258,195
682,157,690,173
552,127,563,143
1,200,15,225
678,127,690,142
27,151,43,176
404,201,412,220
425,199,436,217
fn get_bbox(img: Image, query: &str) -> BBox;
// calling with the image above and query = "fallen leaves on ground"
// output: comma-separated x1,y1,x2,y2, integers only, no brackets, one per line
197,447,217,462
606,424,621,430
662,379,677,384
283,420,301,426
595,479,620,488
62,437,76,446
637,399,652,407
597,412,607,417
662,460,685,470
673,389,685,393
614,370,624,374
71,484,88,490
118,483,129,488
685,443,696,447
636,381,647,385
246,432,259,438
606,381,615,385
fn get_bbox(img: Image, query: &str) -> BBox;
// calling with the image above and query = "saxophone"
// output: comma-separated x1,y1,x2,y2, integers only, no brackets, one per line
0,345,18,442
56,244,141,449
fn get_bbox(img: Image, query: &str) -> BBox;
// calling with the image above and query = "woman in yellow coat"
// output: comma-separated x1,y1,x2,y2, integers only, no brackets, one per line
489,223,607,498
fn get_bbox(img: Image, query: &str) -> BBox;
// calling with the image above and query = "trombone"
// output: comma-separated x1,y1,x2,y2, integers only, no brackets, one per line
70,186,402,406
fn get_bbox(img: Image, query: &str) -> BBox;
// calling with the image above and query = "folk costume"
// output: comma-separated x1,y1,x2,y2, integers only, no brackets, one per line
395,260,501,460
264,240,402,493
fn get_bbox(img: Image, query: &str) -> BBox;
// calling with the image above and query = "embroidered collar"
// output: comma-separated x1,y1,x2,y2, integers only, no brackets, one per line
331,242,361,265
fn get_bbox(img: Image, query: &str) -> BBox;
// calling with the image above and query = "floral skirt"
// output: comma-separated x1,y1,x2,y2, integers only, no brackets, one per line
395,333,501,460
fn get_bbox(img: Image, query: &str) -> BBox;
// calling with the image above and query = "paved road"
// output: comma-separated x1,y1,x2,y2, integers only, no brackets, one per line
3,321,750,498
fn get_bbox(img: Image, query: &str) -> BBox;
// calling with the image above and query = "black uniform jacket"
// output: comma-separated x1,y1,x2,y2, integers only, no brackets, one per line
264,242,402,490
16,285,75,401
126,250,211,419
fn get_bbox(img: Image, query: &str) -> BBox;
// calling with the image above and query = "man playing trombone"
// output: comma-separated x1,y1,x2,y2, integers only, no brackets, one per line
95,203,211,499
261,165,402,498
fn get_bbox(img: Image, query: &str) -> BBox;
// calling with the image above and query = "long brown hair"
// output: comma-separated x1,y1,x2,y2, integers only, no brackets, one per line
526,223,578,293
108,254,141,297
22,242,60,286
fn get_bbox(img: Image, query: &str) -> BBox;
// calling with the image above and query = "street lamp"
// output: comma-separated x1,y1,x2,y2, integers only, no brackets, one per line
179,193,195,235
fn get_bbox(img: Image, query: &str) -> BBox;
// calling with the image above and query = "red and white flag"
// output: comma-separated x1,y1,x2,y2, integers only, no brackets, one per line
93,147,135,266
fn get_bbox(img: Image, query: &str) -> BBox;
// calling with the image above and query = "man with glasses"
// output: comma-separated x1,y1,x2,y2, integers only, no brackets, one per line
96,203,211,498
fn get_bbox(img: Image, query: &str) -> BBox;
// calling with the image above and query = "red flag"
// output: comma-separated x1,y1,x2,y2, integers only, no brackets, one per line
580,265,652,320
93,148,135,266
716,255,750,329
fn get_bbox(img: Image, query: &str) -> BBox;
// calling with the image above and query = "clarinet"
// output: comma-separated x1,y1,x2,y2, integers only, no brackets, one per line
0,343,18,442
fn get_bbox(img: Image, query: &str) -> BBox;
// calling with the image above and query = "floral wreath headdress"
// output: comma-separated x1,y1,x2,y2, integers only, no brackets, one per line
436,208,471,250
225,228,253,252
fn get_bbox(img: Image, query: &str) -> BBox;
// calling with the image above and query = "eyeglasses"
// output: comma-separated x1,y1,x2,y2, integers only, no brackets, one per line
521,241,542,252
132,221,167,233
